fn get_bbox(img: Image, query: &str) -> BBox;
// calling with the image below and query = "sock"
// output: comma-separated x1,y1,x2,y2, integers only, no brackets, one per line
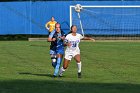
59,67,65,76
52,62,56,68
53,57,62,76
77,62,82,73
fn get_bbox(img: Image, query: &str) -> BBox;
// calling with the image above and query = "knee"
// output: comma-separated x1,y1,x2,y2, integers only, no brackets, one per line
76,57,81,62
51,55,56,62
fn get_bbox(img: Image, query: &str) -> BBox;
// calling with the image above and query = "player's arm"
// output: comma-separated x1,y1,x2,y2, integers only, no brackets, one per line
45,21,50,30
59,31,66,40
80,34,95,41
64,35,71,47
47,30,56,42
60,36,65,40
64,39,71,47
48,38,56,42
82,37,95,41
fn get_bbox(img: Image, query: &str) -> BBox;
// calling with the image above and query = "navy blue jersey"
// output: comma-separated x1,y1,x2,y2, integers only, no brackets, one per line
49,30,65,51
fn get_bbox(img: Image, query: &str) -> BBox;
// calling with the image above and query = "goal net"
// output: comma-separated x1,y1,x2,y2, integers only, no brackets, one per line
70,5,140,39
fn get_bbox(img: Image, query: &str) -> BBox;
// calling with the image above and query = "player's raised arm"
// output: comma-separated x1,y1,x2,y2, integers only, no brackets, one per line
82,36,95,41
79,33,95,41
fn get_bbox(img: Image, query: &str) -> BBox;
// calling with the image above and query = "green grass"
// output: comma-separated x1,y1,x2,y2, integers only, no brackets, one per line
0,41,140,93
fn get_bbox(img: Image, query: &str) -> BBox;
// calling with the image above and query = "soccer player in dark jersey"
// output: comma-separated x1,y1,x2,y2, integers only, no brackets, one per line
48,23,66,77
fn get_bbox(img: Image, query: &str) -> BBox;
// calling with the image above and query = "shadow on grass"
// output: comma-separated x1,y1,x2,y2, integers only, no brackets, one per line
18,72,52,77
0,79,140,93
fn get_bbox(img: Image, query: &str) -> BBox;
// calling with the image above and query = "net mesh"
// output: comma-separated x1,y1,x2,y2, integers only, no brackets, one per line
71,6,140,37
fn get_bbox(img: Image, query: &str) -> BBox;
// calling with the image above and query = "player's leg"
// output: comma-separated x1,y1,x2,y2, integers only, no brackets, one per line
59,51,73,77
74,54,82,78
53,49,64,77
59,58,70,77
53,53,63,77
50,50,57,68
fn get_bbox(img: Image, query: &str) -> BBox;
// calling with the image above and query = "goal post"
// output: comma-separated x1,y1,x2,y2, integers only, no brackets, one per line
70,5,140,40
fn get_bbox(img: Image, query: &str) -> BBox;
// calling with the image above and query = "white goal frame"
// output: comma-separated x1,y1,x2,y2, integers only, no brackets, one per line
70,5,140,29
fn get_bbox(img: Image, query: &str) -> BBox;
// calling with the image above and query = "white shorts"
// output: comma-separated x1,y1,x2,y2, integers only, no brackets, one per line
64,49,80,60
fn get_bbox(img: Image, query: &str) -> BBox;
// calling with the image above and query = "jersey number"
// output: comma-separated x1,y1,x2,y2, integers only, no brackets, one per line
72,43,77,47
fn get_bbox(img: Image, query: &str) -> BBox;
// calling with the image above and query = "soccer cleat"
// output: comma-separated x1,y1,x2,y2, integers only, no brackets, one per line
58,75,62,78
78,72,81,78
59,72,63,77
52,75,57,78
58,72,63,77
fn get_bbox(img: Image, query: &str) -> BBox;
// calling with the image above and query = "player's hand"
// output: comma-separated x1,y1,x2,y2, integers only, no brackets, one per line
46,27,49,30
59,36,65,40
52,38,56,41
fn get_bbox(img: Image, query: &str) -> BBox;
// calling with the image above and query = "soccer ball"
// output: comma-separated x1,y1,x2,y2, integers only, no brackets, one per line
75,4,82,12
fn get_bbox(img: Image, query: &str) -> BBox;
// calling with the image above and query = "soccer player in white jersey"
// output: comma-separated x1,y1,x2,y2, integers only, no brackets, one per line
59,25,93,78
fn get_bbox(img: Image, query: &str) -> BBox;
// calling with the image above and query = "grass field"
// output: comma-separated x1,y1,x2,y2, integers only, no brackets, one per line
0,41,140,93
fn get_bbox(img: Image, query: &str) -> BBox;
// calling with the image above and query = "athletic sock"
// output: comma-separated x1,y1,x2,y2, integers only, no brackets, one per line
53,57,62,76
59,67,65,76
77,62,82,73
52,62,56,68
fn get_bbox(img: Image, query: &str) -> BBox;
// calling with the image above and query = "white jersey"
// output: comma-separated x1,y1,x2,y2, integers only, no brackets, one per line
65,33,84,52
